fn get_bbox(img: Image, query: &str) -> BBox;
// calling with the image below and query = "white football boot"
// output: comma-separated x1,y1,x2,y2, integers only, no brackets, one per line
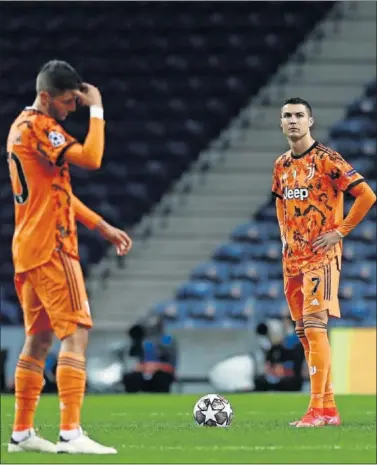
56,427,117,454
8,428,57,453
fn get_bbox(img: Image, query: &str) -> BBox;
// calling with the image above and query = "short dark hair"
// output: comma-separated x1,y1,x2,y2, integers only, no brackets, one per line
282,97,312,116
36,60,82,96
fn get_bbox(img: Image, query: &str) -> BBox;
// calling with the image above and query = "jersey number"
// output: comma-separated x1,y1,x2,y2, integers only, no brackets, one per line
9,153,29,204
311,277,321,294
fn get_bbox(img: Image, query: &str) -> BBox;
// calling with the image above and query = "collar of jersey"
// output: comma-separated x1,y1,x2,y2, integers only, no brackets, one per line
25,106,44,114
291,141,318,159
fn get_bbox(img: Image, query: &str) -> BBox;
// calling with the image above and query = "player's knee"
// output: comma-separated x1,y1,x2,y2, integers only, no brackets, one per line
303,310,328,325
23,330,54,361
60,324,89,355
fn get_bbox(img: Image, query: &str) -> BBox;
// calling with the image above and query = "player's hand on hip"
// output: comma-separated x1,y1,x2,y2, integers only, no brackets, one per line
74,83,103,108
312,230,341,253
97,221,132,256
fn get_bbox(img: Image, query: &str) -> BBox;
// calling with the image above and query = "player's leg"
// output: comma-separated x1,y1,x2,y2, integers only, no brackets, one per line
284,274,310,425
57,325,88,440
8,273,57,453
296,263,338,427
322,257,341,425
283,274,308,361
37,250,116,454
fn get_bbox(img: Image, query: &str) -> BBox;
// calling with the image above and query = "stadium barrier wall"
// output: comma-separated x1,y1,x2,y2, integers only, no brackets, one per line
331,327,376,394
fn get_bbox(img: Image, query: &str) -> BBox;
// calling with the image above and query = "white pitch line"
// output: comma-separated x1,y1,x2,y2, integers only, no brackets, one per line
111,410,299,417
119,444,376,452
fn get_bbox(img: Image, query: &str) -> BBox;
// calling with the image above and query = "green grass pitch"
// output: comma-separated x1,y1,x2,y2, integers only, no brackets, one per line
1,393,376,463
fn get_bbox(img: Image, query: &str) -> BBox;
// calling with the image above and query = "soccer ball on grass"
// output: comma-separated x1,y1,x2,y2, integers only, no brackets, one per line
193,393,233,427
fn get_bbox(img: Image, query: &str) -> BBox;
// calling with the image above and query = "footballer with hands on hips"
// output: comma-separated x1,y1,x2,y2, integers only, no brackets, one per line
272,97,376,428
6,60,131,454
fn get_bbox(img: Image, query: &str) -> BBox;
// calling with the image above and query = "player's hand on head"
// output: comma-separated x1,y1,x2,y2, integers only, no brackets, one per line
97,221,132,256
74,83,103,108
312,230,342,253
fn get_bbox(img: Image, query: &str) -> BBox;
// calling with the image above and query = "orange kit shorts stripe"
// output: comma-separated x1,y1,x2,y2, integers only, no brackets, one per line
284,256,341,321
14,250,93,340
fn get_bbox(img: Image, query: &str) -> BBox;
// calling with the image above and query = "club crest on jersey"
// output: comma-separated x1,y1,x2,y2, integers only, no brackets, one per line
283,187,309,200
306,163,316,180
48,131,66,148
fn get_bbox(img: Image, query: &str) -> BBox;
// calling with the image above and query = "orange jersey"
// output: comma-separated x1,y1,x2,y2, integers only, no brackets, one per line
272,141,364,276
7,108,80,273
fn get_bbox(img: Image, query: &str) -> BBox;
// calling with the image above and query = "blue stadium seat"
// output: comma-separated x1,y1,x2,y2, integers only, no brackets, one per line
331,117,376,139
263,221,281,240
215,281,255,300
267,263,283,280
338,281,368,301
255,240,282,262
212,243,244,263
346,158,374,174
225,298,256,321
229,261,267,283
255,280,285,300
255,201,277,221
190,261,229,283
364,283,377,300
150,300,190,321
356,221,376,243
189,300,223,321
342,260,376,283
342,242,371,262
231,222,265,243
176,281,215,300
340,300,370,321
0,299,21,325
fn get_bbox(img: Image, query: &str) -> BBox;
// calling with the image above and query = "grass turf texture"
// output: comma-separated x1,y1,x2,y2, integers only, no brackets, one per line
1,394,376,464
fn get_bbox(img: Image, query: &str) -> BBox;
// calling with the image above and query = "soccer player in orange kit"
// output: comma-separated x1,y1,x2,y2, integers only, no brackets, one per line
272,97,376,427
6,60,132,453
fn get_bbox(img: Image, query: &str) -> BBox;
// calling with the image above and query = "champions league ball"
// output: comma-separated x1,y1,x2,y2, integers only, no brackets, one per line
193,394,233,427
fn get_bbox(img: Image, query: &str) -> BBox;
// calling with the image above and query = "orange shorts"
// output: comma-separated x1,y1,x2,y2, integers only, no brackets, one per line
14,250,93,340
284,256,341,322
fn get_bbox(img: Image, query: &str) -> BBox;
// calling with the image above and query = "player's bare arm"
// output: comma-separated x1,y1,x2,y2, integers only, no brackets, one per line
72,195,132,256
96,220,133,256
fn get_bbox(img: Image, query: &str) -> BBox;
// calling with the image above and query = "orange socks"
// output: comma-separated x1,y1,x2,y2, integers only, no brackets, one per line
304,318,331,410
13,355,44,432
297,325,337,412
323,366,336,410
13,352,87,436
57,352,86,431
295,327,309,363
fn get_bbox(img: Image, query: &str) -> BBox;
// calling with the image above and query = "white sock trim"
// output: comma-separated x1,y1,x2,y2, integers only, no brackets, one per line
12,429,31,442
59,427,81,441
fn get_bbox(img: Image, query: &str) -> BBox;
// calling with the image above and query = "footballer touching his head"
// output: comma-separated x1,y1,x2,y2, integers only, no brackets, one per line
6,60,132,454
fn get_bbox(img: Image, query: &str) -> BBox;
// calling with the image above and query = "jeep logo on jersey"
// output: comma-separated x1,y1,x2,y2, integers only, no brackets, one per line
283,187,309,200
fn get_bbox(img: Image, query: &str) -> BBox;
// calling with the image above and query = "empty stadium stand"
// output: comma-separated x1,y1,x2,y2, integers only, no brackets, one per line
150,80,377,329
0,2,335,322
